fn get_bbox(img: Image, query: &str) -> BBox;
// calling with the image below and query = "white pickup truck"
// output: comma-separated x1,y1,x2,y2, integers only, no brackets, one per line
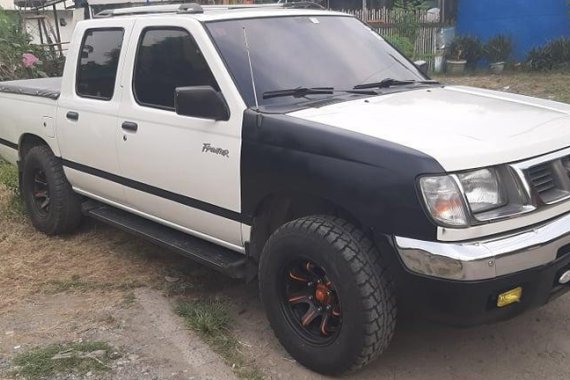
2,3,570,374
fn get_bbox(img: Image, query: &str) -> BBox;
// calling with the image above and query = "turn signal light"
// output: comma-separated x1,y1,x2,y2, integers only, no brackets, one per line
497,287,522,307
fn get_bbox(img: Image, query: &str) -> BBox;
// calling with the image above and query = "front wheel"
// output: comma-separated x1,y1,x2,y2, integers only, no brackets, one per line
22,145,82,235
259,216,396,375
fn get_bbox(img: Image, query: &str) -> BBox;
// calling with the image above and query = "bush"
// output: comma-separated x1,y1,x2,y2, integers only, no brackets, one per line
0,159,19,195
484,34,513,63
547,37,570,65
446,35,483,68
526,37,570,71
385,34,415,58
0,7,64,80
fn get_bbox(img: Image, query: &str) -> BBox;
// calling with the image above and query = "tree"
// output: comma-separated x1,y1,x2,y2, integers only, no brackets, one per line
391,0,429,59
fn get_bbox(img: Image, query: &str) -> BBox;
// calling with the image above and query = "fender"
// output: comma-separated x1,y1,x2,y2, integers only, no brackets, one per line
240,109,445,241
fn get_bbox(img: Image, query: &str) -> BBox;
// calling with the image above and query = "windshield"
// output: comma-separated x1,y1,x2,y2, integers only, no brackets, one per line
206,15,427,107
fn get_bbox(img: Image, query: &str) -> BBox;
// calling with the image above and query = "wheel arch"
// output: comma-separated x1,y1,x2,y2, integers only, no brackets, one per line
18,134,57,163
248,192,369,261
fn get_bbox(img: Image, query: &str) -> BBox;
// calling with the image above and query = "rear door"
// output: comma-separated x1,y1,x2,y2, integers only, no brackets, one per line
57,19,134,204
115,18,247,250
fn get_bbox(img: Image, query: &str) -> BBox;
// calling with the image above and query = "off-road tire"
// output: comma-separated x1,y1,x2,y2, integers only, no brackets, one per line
259,215,397,375
22,145,82,235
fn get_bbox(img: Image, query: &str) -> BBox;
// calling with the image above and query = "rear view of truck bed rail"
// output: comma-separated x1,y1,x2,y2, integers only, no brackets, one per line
0,77,61,100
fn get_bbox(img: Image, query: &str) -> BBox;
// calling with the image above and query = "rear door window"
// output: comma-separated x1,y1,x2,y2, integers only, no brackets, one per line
76,28,124,100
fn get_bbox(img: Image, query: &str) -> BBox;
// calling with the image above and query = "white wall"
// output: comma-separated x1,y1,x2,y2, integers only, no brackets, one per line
0,0,15,10
23,9,78,48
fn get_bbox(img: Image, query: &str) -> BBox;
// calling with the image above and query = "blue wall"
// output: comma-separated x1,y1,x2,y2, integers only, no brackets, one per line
456,0,570,60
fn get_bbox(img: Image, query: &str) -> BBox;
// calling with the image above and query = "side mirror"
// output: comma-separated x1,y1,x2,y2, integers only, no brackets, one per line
175,86,230,121
414,60,429,74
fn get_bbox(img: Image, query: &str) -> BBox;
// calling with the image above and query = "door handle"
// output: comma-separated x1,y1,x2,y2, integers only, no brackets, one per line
66,111,79,121
121,121,138,132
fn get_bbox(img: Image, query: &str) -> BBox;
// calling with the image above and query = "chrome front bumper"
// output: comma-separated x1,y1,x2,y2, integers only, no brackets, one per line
394,212,570,281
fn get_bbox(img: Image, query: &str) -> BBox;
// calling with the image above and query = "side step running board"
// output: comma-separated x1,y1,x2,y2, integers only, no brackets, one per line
82,201,249,279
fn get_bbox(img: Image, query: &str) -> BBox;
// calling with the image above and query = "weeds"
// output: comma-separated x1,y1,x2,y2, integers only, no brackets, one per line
0,159,24,218
176,298,264,380
12,341,114,380
42,275,144,294
44,274,89,293
0,159,18,193
122,291,136,307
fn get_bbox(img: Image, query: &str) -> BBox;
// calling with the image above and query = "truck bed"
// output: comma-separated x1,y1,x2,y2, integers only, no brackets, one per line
0,77,61,100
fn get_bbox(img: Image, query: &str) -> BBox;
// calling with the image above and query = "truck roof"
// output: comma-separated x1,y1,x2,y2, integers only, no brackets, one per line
92,3,350,22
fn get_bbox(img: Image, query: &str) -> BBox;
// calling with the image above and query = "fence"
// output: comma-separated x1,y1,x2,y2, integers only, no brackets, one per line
340,8,446,69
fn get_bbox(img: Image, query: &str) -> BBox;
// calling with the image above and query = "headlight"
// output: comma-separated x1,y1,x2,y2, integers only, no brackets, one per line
419,176,468,227
420,168,518,227
457,168,506,213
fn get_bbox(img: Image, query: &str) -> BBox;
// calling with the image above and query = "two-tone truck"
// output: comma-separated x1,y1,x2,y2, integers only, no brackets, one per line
2,3,570,374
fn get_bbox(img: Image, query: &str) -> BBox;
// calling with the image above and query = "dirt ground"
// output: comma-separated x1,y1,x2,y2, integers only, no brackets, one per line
2,72,570,380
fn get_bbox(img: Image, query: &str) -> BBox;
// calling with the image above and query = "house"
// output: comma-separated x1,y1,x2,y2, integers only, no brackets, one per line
3,0,79,50
456,0,570,60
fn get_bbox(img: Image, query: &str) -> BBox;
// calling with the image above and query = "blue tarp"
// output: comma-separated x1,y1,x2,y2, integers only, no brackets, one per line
456,0,570,60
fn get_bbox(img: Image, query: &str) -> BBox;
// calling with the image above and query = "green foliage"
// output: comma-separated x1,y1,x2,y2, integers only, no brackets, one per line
0,158,19,195
385,34,415,58
176,298,264,380
446,35,483,67
176,298,232,336
390,0,430,59
12,341,113,380
0,7,64,81
484,34,513,63
0,8,31,80
393,0,428,10
0,159,24,218
526,37,570,71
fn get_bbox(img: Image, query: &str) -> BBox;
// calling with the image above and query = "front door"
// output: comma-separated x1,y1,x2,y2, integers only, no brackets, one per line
116,19,246,250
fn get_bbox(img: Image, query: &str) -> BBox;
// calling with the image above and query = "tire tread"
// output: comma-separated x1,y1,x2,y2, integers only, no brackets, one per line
260,215,397,373
22,145,82,235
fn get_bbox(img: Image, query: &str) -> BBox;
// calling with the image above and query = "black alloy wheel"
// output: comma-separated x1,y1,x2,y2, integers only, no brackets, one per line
282,259,342,344
31,169,50,215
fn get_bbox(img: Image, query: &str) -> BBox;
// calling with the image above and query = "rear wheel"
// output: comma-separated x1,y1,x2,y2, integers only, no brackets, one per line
259,215,396,375
22,145,82,235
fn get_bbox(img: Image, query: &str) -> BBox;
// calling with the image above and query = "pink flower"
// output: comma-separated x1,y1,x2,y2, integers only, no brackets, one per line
22,53,39,68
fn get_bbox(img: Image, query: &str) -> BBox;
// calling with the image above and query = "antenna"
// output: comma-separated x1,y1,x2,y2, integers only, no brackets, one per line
242,27,260,110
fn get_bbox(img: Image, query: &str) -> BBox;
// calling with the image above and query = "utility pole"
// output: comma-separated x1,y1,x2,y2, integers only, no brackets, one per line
362,0,367,20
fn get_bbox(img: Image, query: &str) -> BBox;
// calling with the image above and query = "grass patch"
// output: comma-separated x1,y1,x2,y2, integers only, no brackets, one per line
44,274,90,293
0,159,25,218
12,341,114,380
434,71,570,104
122,290,136,307
0,159,19,194
42,275,144,294
176,298,264,380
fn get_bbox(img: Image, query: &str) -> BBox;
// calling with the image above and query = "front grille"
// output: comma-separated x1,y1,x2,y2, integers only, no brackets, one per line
525,160,570,204
528,163,556,194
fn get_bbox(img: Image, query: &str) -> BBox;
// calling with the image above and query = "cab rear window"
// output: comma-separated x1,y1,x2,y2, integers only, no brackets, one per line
76,28,124,100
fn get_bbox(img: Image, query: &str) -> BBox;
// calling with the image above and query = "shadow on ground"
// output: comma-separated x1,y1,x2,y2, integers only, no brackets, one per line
220,278,570,380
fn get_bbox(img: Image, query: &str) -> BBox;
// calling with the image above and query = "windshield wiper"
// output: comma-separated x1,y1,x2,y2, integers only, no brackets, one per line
263,87,334,100
263,87,377,100
353,78,439,90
